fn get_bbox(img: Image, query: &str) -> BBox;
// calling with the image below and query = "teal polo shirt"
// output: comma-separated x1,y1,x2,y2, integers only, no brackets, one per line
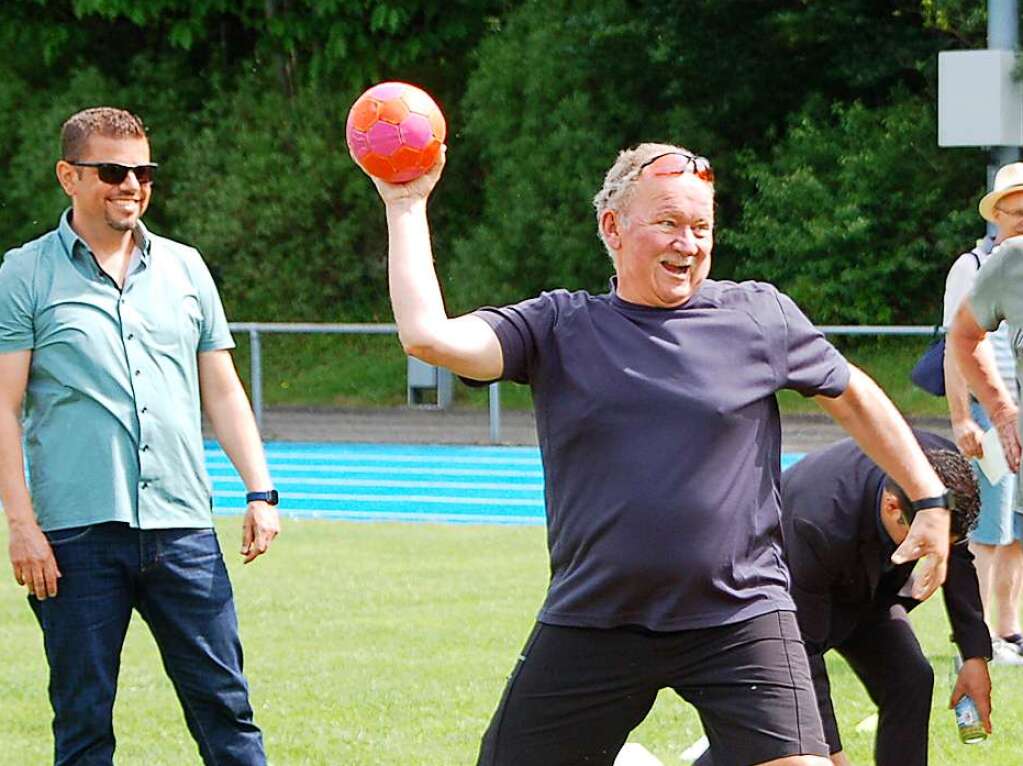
0,211,235,531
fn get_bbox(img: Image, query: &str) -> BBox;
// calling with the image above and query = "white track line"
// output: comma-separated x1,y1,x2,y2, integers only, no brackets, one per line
215,490,543,506
216,508,544,525
209,463,542,477
214,477,542,491
206,451,540,465
216,478,544,490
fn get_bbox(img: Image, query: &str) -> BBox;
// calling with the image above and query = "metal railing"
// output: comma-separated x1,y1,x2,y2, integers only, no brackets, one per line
229,322,941,444
228,322,503,442
818,325,939,336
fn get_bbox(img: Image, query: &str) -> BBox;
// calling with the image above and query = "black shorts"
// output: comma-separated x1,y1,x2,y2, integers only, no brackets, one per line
476,610,828,766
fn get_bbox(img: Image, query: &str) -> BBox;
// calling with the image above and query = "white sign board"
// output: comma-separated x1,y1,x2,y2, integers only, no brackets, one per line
938,50,1023,147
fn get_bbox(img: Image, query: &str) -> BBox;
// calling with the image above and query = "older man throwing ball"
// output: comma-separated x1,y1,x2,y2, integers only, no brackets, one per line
358,141,955,766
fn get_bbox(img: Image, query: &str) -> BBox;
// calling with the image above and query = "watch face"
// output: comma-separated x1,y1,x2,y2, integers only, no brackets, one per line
268,489,280,506
943,489,956,512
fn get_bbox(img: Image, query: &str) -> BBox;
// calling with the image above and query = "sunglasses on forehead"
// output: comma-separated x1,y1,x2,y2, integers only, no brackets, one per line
638,152,714,183
68,161,158,185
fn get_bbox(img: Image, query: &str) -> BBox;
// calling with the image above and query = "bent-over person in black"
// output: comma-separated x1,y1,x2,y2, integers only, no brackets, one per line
698,431,990,766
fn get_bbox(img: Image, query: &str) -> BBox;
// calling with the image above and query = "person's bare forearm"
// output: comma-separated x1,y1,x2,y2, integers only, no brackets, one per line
373,157,502,380
0,351,60,594
817,366,944,499
199,352,271,491
205,387,271,492
386,198,450,358
944,339,987,457
199,351,279,561
949,302,1021,470
0,408,35,528
949,326,1016,425
944,342,975,427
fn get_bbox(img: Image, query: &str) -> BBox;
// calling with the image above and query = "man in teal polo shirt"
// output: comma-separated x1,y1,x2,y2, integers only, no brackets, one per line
0,107,278,765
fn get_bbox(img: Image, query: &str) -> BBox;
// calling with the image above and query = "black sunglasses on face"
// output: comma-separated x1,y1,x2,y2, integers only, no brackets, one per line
68,161,158,185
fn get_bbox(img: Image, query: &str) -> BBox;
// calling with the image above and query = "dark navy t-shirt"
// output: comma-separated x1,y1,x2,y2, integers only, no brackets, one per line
473,279,850,631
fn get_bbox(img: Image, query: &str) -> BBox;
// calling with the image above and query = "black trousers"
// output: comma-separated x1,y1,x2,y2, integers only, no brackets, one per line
830,603,934,766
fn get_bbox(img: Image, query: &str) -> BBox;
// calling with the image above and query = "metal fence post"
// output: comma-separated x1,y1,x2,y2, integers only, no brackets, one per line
489,382,501,444
249,329,263,432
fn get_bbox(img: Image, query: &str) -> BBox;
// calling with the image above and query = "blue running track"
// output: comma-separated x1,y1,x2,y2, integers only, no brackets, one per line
209,442,806,526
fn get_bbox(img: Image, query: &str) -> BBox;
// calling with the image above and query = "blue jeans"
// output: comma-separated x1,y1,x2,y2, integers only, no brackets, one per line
29,523,265,766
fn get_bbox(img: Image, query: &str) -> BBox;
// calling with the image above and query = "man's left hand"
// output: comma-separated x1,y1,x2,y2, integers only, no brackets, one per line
241,502,280,563
891,507,950,600
992,404,1021,474
949,657,992,734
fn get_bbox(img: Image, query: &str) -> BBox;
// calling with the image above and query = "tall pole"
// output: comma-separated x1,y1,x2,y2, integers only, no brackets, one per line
989,0,1020,229
990,0,1019,49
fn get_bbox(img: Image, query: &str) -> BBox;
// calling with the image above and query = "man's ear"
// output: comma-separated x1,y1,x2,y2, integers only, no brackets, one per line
881,490,909,526
55,160,78,197
600,209,624,251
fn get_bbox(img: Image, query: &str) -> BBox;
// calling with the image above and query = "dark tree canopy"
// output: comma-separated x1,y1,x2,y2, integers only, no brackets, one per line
0,1,1000,324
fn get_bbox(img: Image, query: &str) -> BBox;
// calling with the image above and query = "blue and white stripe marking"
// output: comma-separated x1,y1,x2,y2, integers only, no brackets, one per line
210,442,807,525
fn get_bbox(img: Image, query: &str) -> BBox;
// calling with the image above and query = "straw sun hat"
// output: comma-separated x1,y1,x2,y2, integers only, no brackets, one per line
980,162,1023,222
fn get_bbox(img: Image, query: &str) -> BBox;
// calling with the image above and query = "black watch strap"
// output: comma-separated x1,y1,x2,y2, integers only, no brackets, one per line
909,489,955,513
246,489,279,506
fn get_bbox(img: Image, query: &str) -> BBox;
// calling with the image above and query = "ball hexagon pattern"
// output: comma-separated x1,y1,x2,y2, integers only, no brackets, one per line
346,82,446,184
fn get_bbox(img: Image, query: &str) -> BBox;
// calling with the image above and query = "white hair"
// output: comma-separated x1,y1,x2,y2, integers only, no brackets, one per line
592,142,711,260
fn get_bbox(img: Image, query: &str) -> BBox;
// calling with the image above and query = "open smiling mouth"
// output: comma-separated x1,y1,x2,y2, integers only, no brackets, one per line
660,260,692,277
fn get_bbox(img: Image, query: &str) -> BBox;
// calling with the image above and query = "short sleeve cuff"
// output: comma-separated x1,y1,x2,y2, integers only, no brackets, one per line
967,294,1001,332
198,334,236,353
811,355,851,399
0,337,34,353
457,308,530,387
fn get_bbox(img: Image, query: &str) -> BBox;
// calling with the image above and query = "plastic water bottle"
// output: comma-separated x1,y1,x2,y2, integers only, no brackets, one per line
951,652,987,744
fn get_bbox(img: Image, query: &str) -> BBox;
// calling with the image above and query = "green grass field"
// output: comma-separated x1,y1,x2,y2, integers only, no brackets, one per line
228,332,950,419
2,519,1020,765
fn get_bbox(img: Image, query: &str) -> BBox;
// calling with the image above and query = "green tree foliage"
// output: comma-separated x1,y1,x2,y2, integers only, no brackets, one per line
160,76,395,321
725,96,985,324
449,0,840,307
448,0,986,314
0,0,1012,324
920,0,987,43
450,1,653,308
0,0,503,320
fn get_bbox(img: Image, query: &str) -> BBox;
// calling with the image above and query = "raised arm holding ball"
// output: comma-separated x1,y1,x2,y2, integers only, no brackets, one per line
356,117,955,765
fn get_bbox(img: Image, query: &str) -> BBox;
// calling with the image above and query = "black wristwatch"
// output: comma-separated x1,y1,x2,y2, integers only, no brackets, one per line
246,489,279,506
909,489,956,513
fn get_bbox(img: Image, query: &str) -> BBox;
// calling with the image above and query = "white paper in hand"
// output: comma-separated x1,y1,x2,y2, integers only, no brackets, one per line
978,427,1009,485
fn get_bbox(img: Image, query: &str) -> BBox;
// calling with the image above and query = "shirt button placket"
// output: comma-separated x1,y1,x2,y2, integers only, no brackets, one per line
122,295,151,523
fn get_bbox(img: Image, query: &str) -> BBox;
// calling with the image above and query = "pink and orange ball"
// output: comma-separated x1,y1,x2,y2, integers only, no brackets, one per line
346,82,446,184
